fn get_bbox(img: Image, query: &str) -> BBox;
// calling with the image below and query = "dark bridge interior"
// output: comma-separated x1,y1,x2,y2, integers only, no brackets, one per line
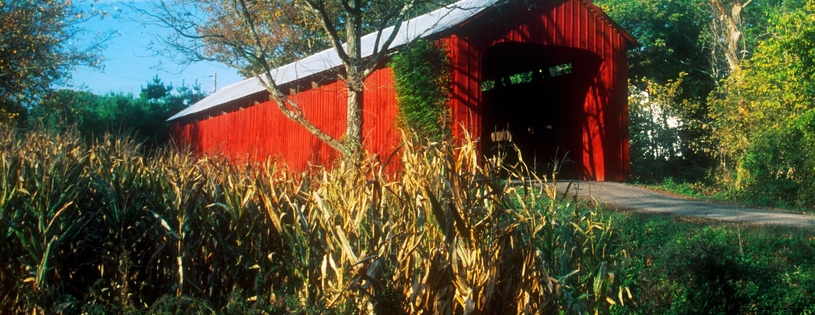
480,43,602,178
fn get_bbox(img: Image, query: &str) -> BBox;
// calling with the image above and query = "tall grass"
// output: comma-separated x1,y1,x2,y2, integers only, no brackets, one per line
0,125,628,314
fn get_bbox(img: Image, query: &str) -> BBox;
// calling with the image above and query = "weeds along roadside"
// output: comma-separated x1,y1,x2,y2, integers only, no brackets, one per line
607,211,815,314
0,125,629,314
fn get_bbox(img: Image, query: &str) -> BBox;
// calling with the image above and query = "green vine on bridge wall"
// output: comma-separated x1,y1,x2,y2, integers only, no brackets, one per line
390,39,451,141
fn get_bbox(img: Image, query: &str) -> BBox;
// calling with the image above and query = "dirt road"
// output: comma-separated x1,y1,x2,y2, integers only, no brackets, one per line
557,181,815,229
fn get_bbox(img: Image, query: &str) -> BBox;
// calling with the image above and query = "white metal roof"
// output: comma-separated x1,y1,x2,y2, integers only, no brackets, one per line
168,0,500,121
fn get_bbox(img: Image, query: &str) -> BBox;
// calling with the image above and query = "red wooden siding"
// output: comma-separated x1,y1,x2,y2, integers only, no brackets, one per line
171,0,631,181
444,0,631,181
172,68,401,171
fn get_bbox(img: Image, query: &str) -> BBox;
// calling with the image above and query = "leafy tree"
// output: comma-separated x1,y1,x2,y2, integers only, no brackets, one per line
597,0,787,90
710,0,815,156
147,0,457,161
134,76,207,146
30,89,97,128
596,0,720,183
31,77,207,146
737,110,815,208
629,75,695,181
595,0,714,94
706,0,805,76
0,0,108,124
141,75,173,103
596,0,794,183
709,0,815,201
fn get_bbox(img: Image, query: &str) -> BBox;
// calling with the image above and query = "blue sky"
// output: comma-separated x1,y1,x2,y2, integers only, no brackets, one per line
65,0,243,95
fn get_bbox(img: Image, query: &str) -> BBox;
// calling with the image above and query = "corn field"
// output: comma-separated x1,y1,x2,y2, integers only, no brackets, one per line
0,125,630,314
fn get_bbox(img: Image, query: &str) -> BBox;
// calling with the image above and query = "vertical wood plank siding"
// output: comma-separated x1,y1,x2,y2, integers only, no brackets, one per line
171,0,631,181
172,67,400,171
445,0,631,181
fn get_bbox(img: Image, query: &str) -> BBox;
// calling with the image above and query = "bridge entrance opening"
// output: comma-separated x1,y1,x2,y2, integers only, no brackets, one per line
480,43,602,178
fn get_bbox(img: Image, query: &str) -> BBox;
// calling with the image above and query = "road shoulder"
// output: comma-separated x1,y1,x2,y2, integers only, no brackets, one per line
557,180,815,229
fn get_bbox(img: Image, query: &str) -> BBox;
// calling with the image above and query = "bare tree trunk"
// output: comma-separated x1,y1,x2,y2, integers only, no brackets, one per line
345,78,364,162
710,0,753,76
343,0,365,162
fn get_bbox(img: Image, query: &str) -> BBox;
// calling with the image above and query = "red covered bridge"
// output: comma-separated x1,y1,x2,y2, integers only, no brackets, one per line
168,0,637,181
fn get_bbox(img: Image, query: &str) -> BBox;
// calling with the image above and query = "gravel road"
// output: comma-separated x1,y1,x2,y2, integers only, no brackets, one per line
557,180,815,229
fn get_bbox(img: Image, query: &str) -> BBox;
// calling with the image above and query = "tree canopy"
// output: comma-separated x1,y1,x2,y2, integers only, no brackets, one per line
705,0,815,207
600,0,815,208
0,0,108,123
30,76,207,147
710,0,815,155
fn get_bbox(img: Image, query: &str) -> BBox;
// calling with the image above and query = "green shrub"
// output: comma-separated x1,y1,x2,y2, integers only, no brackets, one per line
390,40,451,141
737,108,815,210
610,212,815,314
145,295,216,315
